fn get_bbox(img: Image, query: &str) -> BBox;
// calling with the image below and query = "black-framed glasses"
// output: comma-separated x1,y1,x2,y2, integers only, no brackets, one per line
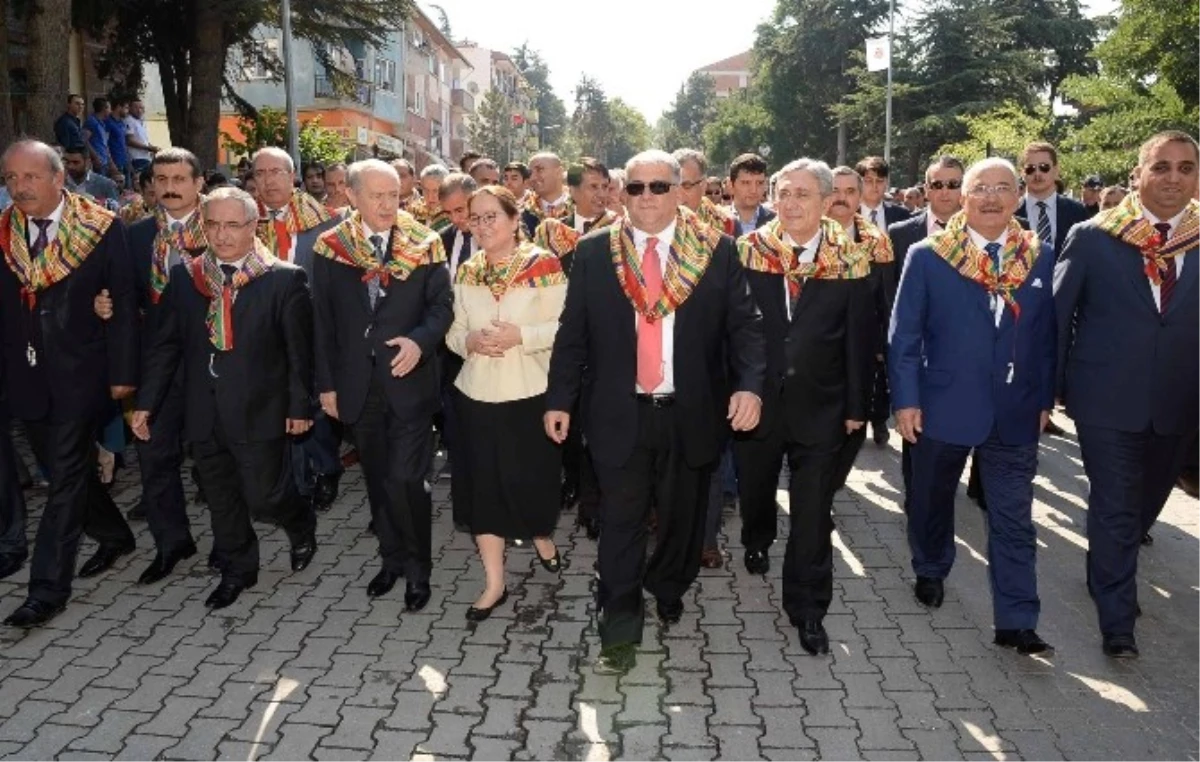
468,212,502,227
1023,163,1053,176
625,181,676,197
927,179,962,191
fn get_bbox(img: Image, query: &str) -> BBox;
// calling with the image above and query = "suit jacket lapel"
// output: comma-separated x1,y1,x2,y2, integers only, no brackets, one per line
1118,241,1159,314
1166,248,1199,316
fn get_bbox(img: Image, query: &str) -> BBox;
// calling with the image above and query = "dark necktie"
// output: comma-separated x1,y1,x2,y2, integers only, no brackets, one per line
219,264,237,285
984,242,1002,273
30,219,52,257
457,232,472,269
1155,222,1175,313
368,234,385,309
788,246,806,320
1036,201,1052,245
933,219,945,230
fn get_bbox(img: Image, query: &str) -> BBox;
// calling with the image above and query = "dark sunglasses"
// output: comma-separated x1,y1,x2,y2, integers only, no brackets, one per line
927,179,962,191
1023,163,1053,175
625,180,676,197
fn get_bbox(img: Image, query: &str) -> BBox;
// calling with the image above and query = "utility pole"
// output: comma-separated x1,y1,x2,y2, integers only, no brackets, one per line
884,0,895,163
280,0,301,170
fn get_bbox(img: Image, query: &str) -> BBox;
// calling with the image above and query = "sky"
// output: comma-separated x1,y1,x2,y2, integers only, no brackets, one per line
421,0,1121,124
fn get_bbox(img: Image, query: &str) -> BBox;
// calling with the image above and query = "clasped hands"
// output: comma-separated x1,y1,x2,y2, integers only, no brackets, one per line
466,320,522,357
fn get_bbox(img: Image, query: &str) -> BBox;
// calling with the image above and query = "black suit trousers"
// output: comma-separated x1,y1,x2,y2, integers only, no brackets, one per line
0,419,28,559
136,375,193,555
593,401,709,648
192,414,315,585
351,377,434,581
25,416,135,606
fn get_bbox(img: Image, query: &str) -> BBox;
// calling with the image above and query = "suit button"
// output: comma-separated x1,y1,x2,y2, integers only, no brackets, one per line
786,368,796,377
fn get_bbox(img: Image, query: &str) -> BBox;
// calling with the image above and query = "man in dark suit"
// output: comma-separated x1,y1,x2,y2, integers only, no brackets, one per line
0,140,139,628
1014,142,1091,259
1054,130,1199,659
124,147,206,584
857,156,912,230
887,156,965,506
734,159,875,655
728,153,777,235
313,159,452,611
891,157,1057,656
438,172,478,529
545,149,766,674
133,187,318,611
521,152,571,238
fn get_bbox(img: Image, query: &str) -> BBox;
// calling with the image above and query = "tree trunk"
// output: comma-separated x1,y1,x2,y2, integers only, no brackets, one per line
836,119,847,166
25,0,71,142
0,0,16,147
186,0,225,168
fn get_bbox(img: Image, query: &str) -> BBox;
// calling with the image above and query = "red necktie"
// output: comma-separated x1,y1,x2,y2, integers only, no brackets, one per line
636,237,664,392
1155,222,1175,313
273,215,292,262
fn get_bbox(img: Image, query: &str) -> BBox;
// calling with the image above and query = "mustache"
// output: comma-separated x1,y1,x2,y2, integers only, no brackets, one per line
831,200,850,208
160,193,183,200
13,193,38,202
979,204,1006,213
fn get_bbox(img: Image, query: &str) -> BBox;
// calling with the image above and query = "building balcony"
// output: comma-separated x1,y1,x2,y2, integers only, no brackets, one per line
314,75,375,108
451,88,474,112
406,111,431,140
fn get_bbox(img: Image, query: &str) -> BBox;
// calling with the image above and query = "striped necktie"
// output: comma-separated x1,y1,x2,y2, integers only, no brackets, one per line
1036,201,1052,245
1155,222,1176,313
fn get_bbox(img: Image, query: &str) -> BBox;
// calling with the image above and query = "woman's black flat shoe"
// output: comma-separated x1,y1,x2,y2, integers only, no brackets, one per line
537,549,562,574
466,588,509,623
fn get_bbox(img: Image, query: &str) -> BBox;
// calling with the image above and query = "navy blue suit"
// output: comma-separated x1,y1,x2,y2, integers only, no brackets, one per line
1016,194,1090,258
889,233,1057,629
1054,217,1199,639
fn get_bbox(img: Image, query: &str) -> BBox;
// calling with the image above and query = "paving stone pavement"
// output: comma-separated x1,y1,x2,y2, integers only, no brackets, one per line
0,419,1195,760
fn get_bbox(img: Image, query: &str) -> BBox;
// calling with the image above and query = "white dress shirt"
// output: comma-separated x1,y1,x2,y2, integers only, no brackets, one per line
781,229,822,321
266,207,296,262
1142,207,1187,311
926,213,948,238
448,228,476,282
632,221,676,394
573,214,596,234
25,197,66,248
860,202,886,227
1023,191,1058,243
968,227,1010,327
541,192,568,213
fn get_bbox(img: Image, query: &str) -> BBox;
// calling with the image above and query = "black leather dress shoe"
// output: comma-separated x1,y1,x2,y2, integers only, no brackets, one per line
577,516,600,541
126,502,147,521
797,620,830,655
994,628,1053,655
79,542,135,579
657,598,683,624
744,549,770,576
872,422,890,446
1042,417,1066,436
915,576,945,608
594,643,637,674
405,580,432,611
367,569,402,598
205,578,254,610
466,588,509,623
290,535,317,572
312,473,340,512
137,544,197,586
0,554,27,581
4,598,65,628
1102,633,1139,658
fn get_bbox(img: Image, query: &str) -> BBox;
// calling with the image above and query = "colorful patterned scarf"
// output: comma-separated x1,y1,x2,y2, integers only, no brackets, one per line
190,240,276,351
928,211,1041,318
119,196,152,225
149,205,208,303
610,206,720,320
523,192,572,225
257,191,332,258
738,217,870,297
406,197,453,235
0,191,114,309
312,210,447,285
697,197,736,236
1095,193,1199,286
532,210,620,259
455,242,567,300
853,213,894,264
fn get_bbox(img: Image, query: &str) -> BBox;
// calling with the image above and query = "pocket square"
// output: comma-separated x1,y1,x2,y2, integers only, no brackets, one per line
1031,278,1044,288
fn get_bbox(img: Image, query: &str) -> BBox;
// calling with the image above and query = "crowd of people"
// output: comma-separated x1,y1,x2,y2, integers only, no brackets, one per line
0,104,1195,676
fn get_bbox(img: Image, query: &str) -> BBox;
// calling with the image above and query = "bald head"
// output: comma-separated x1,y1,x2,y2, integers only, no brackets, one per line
530,152,564,198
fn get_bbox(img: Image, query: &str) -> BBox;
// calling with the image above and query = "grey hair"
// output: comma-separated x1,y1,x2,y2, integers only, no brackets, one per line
672,148,708,174
777,158,834,197
203,186,259,222
2,139,63,175
390,158,415,178
962,157,1019,191
251,146,294,173
439,172,479,201
831,165,864,193
625,150,682,185
347,159,400,191
609,168,626,188
419,164,449,181
529,152,562,167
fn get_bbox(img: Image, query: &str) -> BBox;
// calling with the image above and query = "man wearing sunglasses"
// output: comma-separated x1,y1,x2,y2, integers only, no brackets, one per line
545,149,765,674
1014,141,1090,259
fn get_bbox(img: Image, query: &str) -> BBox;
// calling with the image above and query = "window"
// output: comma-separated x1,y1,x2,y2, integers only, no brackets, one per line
427,53,436,75
375,59,397,92
239,38,279,80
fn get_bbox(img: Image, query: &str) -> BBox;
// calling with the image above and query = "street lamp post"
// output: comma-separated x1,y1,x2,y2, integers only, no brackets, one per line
280,0,301,170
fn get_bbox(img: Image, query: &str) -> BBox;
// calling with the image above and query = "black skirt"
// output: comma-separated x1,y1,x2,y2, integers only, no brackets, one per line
454,390,562,539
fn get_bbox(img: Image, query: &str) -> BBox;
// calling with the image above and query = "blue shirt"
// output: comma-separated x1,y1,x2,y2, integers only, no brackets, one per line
53,113,84,151
0,186,10,211
105,115,128,168
84,114,110,168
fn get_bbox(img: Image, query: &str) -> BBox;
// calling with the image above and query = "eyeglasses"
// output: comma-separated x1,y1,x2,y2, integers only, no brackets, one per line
967,183,1017,197
203,219,256,234
625,181,676,197
468,212,502,227
680,179,706,191
253,167,291,179
705,189,723,198
927,179,962,191
1023,163,1053,176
